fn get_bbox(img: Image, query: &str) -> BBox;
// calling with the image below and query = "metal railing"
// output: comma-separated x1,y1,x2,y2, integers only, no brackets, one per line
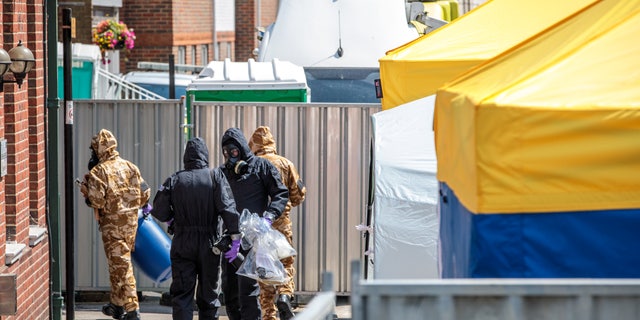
294,273,336,320
94,67,166,100
350,260,640,320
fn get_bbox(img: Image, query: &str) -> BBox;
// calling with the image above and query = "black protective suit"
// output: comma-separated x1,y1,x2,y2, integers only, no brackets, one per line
219,128,289,320
152,137,240,320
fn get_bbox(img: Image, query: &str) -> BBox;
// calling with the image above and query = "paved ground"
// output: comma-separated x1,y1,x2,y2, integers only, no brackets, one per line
64,292,352,319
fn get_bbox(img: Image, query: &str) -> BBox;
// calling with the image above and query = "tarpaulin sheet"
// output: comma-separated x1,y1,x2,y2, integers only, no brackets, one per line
379,0,598,110
435,0,640,213
371,95,439,279
439,183,640,278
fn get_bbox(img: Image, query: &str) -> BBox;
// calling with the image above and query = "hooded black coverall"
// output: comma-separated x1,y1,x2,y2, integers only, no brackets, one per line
219,128,289,320
152,137,240,320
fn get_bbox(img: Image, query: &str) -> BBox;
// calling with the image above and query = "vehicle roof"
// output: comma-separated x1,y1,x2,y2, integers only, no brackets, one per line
123,71,197,86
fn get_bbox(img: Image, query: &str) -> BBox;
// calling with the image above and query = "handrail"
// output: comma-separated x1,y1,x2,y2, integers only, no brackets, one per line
95,67,166,100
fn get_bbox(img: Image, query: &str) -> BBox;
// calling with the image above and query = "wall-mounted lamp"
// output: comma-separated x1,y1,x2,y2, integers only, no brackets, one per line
0,40,36,92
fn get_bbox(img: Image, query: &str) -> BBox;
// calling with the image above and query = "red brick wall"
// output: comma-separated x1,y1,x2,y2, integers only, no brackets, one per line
235,0,279,61
259,0,279,27
27,0,46,227
235,0,257,61
121,0,176,71
1,0,49,318
7,240,50,319
216,30,235,61
0,13,5,264
121,0,217,71
173,0,214,65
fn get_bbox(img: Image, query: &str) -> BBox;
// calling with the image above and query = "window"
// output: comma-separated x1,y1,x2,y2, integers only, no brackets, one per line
178,46,186,64
201,45,209,65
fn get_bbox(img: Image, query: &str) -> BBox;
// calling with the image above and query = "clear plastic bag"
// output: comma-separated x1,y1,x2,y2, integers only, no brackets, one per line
236,209,297,284
238,209,296,259
237,237,289,285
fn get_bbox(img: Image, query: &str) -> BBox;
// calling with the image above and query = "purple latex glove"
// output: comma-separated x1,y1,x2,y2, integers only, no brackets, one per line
263,211,276,225
225,239,241,262
141,203,153,215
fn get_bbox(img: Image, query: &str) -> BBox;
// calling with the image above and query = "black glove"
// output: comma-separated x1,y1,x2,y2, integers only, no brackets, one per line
166,218,175,235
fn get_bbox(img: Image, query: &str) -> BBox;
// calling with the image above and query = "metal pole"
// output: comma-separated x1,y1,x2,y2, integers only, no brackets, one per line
169,54,176,99
45,0,63,318
62,8,75,320
212,0,218,61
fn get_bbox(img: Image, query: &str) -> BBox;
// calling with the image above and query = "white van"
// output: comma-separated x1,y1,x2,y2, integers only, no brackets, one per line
123,71,197,99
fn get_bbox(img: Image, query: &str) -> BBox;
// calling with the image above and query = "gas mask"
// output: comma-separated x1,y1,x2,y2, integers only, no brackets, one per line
223,143,248,175
88,146,99,170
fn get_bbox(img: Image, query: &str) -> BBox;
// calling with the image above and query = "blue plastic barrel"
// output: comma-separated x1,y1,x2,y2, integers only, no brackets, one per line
132,210,172,283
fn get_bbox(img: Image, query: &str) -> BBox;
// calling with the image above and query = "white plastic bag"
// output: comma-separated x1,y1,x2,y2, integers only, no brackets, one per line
236,209,297,284
237,238,289,285
239,209,296,259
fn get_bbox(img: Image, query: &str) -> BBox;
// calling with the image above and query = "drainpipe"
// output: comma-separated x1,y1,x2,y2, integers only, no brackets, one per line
62,8,76,320
212,0,218,60
45,0,63,319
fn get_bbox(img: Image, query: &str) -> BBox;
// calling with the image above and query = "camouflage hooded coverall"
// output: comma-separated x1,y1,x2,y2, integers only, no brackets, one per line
249,126,307,320
81,129,151,313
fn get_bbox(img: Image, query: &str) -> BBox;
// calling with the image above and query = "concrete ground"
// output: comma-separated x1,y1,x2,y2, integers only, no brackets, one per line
64,291,352,320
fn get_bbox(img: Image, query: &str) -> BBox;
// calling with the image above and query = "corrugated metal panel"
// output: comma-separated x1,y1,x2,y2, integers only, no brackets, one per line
193,102,380,294
63,100,183,291
66,100,380,295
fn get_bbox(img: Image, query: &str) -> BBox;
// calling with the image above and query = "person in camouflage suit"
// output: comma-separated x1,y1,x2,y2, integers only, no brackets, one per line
80,129,151,320
249,126,306,320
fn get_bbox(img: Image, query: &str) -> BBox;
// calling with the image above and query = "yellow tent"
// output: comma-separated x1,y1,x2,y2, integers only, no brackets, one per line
435,0,640,214
379,0,598,110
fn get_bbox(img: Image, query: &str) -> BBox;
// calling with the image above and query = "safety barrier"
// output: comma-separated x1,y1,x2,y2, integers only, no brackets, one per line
293,273,336,320
68,100,380,294
350,260,640,320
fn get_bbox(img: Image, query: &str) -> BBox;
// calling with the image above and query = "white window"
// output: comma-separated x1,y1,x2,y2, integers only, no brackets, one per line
178,46,186,64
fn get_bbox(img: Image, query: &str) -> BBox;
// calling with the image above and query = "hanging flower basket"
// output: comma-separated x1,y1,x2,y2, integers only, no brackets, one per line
92,19,136,64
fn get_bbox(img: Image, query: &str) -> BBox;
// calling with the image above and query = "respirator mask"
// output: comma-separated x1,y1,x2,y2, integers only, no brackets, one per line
223,143,248,175
88,146,99,170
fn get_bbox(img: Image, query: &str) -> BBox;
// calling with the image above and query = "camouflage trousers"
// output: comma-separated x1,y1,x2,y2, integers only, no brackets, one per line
100,221,139,312
259,213,296,320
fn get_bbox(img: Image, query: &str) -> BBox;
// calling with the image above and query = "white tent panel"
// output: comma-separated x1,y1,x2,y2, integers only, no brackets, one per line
257,0,418,68
371,95,439,279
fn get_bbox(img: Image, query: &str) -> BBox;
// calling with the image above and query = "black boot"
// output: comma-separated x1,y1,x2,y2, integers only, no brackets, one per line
276,294,295,320
101,303,125,320
122,309,141,320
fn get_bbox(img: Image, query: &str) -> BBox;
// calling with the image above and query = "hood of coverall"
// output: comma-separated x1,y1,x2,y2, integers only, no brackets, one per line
221,128,254,162
249,126,278,155
183,137,210,170
90,129,119,162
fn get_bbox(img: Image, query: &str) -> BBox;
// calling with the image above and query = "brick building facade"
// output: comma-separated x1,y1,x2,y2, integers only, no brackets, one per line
121,0,279,72
0,0,281,318
56,0,280,73
1,0,50,319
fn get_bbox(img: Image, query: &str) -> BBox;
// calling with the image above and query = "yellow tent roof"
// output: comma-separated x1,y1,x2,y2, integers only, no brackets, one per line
379,0,598,110
435,0,640,214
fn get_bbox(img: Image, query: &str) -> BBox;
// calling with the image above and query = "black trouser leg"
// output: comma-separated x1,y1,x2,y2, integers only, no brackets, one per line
222,256,261,320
